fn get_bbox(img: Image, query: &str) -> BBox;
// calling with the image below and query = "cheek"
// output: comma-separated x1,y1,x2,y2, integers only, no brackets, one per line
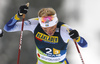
54,28,56,31
51,28,56,32
43,29,47,32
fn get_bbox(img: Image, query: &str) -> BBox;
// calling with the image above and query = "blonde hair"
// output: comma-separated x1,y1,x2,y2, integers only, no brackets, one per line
38,8,56,17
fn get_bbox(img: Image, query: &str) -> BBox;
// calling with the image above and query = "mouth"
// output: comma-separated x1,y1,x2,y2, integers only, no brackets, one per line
47,29,56,36
48,33,54,36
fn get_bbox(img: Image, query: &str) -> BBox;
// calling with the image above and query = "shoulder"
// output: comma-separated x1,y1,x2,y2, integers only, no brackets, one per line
57,22,72,32
58,22,72,43
29,17,39,21
28,17,39,22
57,22,65,27
58,21,72,30
60,24,70,34
27,17,39,25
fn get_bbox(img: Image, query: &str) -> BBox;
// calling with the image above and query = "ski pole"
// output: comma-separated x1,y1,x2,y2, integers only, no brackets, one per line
17,3,29,64
66,27,85,64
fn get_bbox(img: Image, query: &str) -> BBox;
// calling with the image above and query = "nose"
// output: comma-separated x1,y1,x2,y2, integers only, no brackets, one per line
47,30,52,33
47,30,53,36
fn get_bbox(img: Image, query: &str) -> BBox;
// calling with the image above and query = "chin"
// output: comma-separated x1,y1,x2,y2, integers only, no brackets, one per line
47,33,54,36
48,35,53,36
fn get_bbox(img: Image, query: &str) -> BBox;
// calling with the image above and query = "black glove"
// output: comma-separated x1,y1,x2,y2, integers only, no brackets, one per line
18,5,28,16
0,29,3,37
69,30,79,39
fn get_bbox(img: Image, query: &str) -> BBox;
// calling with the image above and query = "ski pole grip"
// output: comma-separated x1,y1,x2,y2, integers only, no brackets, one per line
26,2,29,7
22,2,29,18
66,27,76,42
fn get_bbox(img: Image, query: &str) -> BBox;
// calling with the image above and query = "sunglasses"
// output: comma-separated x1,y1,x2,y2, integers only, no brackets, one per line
40,15,54,23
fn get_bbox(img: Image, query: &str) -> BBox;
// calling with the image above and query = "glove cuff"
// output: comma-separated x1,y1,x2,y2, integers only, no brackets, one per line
76,36,81,42
14,14,21,20
18,11,23,16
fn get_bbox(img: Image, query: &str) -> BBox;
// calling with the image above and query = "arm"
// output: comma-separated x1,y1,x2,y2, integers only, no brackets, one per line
61,24,88,48
4,4,39,33
4,14,20,32
76,36,87,47
69,29,88,48
4,14,39,32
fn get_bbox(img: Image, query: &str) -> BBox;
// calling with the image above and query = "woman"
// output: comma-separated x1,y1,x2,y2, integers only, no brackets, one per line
4,4,87,64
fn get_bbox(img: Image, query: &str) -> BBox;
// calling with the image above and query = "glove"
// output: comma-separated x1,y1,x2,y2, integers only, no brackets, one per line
18,5,29,16
0,29,3,37
69,30,79,39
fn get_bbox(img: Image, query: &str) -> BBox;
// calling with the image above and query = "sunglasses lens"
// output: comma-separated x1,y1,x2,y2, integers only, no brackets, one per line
41,16,54,23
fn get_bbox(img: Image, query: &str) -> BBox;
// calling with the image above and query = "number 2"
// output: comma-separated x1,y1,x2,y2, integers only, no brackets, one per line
45,48,52,54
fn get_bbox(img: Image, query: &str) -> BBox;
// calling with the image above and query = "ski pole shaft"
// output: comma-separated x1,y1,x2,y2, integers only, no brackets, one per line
66,28,85,64
74,41,85,64
17,15,25,64
17,3,29,64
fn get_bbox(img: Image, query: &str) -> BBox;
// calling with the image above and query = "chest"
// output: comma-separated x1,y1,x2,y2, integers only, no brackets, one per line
34,24,67,50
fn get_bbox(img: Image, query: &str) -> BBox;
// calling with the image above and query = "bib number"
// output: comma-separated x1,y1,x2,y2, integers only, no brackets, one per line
45,48,52,54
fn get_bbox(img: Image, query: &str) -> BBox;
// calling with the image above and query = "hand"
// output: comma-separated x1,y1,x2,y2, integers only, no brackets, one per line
0,29,3,37
69,30,79,39
18,5,29,16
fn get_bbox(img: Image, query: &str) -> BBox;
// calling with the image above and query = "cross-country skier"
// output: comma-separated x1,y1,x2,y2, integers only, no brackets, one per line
0,29,3,37
4,4,87,64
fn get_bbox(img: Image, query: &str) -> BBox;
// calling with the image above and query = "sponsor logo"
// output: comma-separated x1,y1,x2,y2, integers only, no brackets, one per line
37,53,40,58
41,56,60,61
35,32,58,43
53,48,60,55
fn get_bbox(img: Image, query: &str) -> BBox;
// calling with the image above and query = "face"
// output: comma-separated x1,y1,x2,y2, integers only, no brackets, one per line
42,24,57,36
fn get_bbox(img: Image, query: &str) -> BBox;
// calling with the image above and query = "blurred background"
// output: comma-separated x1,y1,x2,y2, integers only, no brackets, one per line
0,0,100,64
